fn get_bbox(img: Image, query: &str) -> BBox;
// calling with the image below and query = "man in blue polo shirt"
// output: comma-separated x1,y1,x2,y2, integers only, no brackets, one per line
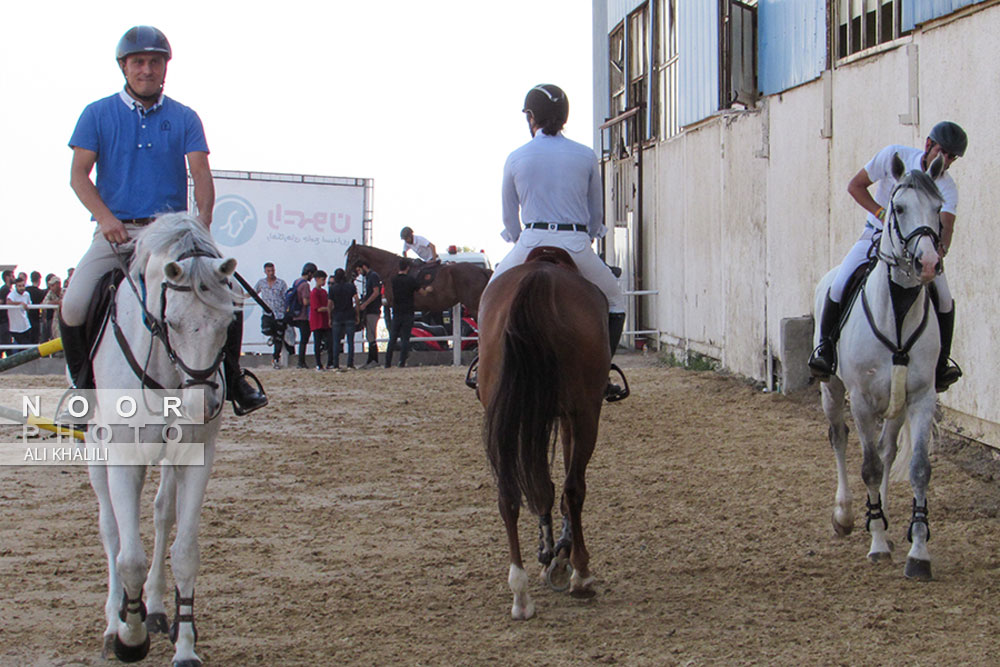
62,25,266,415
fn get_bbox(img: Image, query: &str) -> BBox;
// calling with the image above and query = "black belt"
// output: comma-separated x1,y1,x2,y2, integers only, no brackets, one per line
120,217,155,226
525,222,587,232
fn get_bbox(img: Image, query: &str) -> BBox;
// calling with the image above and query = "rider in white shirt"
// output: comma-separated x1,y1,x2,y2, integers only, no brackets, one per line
400,227,439,262
808,121,967,392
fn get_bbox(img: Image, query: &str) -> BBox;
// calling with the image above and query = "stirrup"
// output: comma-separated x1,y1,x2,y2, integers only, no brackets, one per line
232,369,268,416
604,363,630,403
935,359,963,393
807,341,836,380
465,356,478,390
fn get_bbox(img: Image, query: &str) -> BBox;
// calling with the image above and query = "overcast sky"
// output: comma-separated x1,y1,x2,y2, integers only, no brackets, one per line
0,1,595,280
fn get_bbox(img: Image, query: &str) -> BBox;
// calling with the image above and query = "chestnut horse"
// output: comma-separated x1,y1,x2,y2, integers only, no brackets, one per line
344,241,491,317
477,248,609,620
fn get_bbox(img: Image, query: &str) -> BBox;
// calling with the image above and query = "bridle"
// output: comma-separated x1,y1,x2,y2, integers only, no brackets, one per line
875,181,943,282
111,245,231,414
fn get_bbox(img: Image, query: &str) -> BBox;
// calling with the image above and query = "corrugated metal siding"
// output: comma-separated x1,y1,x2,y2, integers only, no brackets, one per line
758,0,827,95
679,1,719,126
607,0,647,31
904,0,985,30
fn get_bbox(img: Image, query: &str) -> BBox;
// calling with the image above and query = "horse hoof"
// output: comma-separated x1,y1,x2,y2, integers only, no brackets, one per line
832,513,853,537
544,556,572,592
101,634,116,659
114,633,151,663
173,660,203,667
904,557,933,581
868,551,893,564
146,612,169,634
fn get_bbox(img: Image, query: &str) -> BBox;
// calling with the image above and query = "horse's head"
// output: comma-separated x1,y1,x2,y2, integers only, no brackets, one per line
880,153,945,285
134,213,241,416
344,240,362,275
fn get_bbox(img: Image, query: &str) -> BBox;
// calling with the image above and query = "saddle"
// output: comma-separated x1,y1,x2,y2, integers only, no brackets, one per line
409,258,441,285
73,268,126,390
525,246,579,270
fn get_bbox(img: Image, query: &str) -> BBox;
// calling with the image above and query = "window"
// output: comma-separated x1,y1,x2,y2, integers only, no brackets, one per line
656,0,679,140
837,0,905,59
723,0,757,108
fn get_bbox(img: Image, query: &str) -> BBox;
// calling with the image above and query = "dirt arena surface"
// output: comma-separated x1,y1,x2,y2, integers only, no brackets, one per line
2,353,1000,666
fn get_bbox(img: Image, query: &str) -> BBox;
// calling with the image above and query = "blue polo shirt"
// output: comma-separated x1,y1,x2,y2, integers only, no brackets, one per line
69,91,209,220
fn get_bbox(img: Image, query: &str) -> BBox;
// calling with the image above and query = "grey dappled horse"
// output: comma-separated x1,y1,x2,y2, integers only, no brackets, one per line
815,153,946,580
87,213,238,665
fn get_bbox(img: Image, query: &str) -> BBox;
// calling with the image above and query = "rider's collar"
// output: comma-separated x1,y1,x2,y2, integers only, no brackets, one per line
119,89,164,114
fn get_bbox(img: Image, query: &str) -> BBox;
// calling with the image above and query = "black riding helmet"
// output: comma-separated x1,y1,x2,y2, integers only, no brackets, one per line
928,121,967,157
116,26,172,63
523,84,569,135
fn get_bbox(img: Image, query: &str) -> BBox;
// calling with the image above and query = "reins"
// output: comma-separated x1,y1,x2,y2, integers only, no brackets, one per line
110,243,229,412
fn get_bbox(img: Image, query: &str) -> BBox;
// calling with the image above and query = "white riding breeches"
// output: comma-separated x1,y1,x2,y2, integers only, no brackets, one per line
62,223,148,327
490,229,625,312
829,227,952,312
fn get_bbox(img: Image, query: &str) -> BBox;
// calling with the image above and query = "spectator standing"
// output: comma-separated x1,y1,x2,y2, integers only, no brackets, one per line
309,270,333,370
253,261,287,369
385,259,429,368
6,276,33,346
42,275,63,342
0,270,13,356
291,262,316,368
356,260,382,368
328,268,359,370
26,271,46,344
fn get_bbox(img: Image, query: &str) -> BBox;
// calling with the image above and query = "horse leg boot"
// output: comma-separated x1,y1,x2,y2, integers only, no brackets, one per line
935,306,962,392
605,312,628,402
808,294,842,380
223,313,268,416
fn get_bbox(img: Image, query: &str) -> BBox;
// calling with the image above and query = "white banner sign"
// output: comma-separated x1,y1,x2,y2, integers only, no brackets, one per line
208,175,368,351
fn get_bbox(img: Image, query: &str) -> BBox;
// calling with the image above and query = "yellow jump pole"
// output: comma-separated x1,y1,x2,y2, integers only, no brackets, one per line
0,338,64,374
0,404,85,441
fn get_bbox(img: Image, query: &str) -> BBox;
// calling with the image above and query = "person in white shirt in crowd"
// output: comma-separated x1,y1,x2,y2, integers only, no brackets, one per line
5,276,33,346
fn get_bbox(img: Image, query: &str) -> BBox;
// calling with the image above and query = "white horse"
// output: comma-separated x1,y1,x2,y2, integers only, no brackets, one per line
815,153,946,581
85,213,238,665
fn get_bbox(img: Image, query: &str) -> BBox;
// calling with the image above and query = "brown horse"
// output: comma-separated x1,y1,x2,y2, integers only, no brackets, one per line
477,247,609,620
344,241,492,317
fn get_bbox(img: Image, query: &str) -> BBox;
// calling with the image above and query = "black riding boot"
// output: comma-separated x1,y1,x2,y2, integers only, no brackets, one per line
60,318,93,389
808,294,842,380
605,312,629,402
935,307,962,392
223,313,268,416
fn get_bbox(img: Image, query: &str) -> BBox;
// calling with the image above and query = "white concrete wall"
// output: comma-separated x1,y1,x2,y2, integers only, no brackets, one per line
629,3,1000,440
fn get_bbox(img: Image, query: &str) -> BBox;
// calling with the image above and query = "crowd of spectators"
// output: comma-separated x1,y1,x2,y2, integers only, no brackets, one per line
0,268,71,356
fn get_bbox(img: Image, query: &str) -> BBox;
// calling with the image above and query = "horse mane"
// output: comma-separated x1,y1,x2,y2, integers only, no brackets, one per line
899,169,943,202
132,212,241,310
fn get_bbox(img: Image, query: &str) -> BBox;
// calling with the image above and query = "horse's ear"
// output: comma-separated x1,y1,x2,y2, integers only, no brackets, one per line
928,154,945,180
217,258,237,277
891,152,906,180
164,261,183,282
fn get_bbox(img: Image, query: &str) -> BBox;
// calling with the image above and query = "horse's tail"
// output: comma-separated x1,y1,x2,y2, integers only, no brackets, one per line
484,269,561,516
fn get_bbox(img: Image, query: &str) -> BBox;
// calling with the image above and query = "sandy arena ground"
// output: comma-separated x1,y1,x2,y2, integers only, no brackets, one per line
2,353,1000,666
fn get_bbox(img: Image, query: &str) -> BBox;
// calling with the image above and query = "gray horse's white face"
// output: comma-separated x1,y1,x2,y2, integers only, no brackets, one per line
884,153,944,285
159,256,238,416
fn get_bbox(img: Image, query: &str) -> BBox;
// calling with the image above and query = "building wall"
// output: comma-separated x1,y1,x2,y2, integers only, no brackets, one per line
631,3,1000,442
